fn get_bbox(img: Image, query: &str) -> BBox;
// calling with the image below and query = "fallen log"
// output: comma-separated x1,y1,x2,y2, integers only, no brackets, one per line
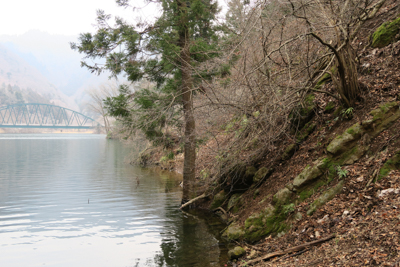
179,193,207,210
246,234,336,265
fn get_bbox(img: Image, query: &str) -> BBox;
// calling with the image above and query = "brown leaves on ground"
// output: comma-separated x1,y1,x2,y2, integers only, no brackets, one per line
231,5,400,265
238,169,400,266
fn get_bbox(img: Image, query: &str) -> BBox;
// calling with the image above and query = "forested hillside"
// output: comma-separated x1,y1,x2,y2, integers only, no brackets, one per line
0,44,77,108
75,0,400,265
0,30,111,98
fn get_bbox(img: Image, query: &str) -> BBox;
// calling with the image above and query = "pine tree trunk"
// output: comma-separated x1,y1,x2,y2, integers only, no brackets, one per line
178,0,196,205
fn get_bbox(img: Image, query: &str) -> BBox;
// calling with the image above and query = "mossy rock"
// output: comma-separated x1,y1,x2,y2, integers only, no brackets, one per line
290,94,316,131
327,123,364,155
281,144,297,161
210,190,227,210
303,94,316,115
273,187,292,206
292,158,326,189
340,144,368,165
222,222,245,241
320,157,341,180
370,101,398,122
253,167,269,184
296,122,316,143
228,246,246,260
245,166,257,180
298,188,314,202
368,102,400,138
371,17,400,48
307,180,344,216
296,178,330,204
378,150,400,180
228,193,243,212
243,204,288,243
315,72,331,90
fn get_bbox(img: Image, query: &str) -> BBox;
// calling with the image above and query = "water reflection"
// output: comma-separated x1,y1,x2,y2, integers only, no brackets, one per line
0,134,227,267
156,209,227,267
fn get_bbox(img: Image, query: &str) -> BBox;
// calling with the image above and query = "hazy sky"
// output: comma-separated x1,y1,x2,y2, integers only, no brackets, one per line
0,0,158,36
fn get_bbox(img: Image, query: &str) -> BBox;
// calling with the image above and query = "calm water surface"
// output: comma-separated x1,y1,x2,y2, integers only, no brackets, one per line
0,134,227,267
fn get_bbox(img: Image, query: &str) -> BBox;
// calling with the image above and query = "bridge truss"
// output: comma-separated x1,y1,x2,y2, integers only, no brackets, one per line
0,103,100,129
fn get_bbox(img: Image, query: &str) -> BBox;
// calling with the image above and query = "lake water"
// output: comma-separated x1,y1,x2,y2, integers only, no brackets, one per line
0,134,227,267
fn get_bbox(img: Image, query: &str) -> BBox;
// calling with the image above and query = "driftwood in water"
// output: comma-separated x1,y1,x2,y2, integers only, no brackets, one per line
179,193,207,210
246,234,336,265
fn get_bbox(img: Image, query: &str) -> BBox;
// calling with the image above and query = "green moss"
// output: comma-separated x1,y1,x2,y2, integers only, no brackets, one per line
307,181,344,215
290,94,316,132
339,144,367,165
347,128,355,135
296,122,316,143
370,101,398,121
315,178,328,188
232,206,240,214
292,161,324,189
320,157,340,180
243,205,289,243
321,157,334,169
378,165,391,180
222,223,245,241
318,72,331,84
273,188,292,206
325,101,335,113
253,167,271,184
297,178,328,202
299,189,313,201
315,67,336,89
305,94,315,105
282,203,295,215
327,123,364,156
315,73,330,90
333,106,344,117
245,166,257,179
210,190,227,210
371,17,400,48
228,193,243,211
302,95,315,115
228,246,246,260
378,151,400,180
282,144,297,160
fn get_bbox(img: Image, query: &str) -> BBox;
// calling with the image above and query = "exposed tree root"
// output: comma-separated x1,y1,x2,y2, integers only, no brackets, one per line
246,234,336,265
179,193,207,210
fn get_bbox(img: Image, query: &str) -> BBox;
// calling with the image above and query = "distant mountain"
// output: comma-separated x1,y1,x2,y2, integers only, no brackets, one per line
0,30,112,104
0,44,78,109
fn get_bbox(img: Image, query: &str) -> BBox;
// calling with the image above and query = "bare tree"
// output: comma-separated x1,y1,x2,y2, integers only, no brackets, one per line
85,82,119,134
190,0,389,191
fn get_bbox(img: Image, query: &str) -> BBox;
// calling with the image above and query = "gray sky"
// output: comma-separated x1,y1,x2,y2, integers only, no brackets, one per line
0,0,159,36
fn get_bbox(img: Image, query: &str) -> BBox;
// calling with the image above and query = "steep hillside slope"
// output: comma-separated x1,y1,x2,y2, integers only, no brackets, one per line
201,4,400,266
136,1,400,265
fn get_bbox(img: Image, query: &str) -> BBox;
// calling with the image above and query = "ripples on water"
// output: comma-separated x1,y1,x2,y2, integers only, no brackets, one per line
0,134,227,267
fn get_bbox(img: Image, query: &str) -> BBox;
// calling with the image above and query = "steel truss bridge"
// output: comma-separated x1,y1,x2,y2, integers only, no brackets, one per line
0,103,100,129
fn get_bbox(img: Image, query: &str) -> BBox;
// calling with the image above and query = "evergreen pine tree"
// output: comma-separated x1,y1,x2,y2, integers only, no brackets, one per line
71,0,220,205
